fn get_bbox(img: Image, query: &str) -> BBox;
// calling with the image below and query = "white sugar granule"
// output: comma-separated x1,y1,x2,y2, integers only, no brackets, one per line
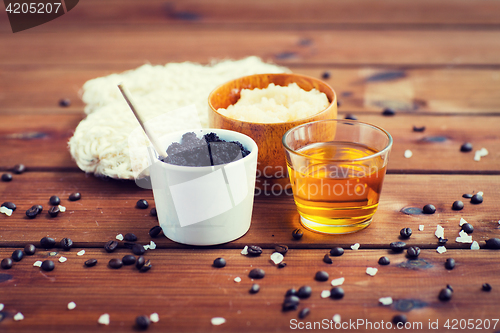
58,205,66,212
437,246,447,254
234,277,241,283
321,290,331,298
459,218,467,226
477,191,484,196
115,234,124,241
0,303,4,311
241,246,248,255
149,241,157,250
435,225,444,239
58,256,67,263
351,243,360,250
14,312,24,321
456,230,473,243
143,245,150,251
211,317,226,326
270,252,284,265
67,302,76,310
150,313,159,323
366,267,378,276
33,261,43,267
98,313,110,325
333,314,341,323
471,241,480,250
404,149,413,158
77,250,85,256
331,277,345,287
419,225,424,231
0,206,13,216
379,297,393,306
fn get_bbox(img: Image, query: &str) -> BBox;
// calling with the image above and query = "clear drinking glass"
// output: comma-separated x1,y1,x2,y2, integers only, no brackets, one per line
282,119,393,234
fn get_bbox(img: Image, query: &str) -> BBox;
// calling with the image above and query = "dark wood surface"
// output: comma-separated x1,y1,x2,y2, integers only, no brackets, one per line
1,1,500,332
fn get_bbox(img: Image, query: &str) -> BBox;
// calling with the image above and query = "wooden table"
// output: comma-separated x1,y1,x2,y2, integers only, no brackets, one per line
1,1,500,332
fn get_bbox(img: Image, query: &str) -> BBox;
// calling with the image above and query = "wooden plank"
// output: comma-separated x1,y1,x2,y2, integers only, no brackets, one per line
1,114,499,172
2,30,500,66
0,172,499,248
2,66,500,114
0,248,498,332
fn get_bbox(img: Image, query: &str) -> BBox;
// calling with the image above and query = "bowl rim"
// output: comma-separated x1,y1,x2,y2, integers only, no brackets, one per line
208,72,337,126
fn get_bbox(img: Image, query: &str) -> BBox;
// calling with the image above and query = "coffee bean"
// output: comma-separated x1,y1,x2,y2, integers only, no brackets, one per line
150,208,157,217
382,108,396,116
438,287,453,301
330,287,344,299
323,254,333,264
249,284,260,294
460,142,473,152
407,246,420,259
390,241,406,252
135,256,145,269
41,260,55,271
412,126,426,132
122,255,136,265
452,200,464,211
423,204,436,214
344,114,358,120
330,247,344,256
136,199,149,209
123,242,136,249
1,202,16,211
139,260,152,272
1,173,13,182
136,315,151,330
12,164,26,174
461,223,474,234
249,268,265,279
321,71,331,79
108,258,123,269
274,244,288,255
247,245,263,256
84,259,98,267
148,226,162,238
278,262,287,268
485,238,500,249
1,258,13,269
24,244,36,255
12,249,24,262
292,228,303,240
213,257,226,268
48,206,60,217
59,98,71,107
40,237,56,249
282,295,300,311
25,207,39,219
49,196,60,206
297,286,312,299
471,194,483,204
315,271,329,282
462,193,473,199
438,238,448,245
124,233,138,242
392,314,407,325
400,227,412,239
104,240,119,253
298,308,310,319
285,288,297,297
34,205,43,214
132,243,146,255
444,258,455,270
60,238,73,251
482,283,492,292
68,192,81,201
378,256,390,265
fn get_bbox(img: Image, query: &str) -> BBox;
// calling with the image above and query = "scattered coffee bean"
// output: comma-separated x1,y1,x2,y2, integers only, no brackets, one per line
330,287,344,299
461,223,474,234
135,256,145,269
59,98,71,107
84,259,98,267
344,114,358,120
382,108,396,116
330,247,344,256
1,173,13,182
1,258,13,269
321,71,331,79
213,257,226,268
444,258,455,270
150,208,157,216
136,199,149,209
247,245,263,256
297,286,312,299
139,260,152,272
460,142,473,152
412,126,426,132
34,205,43,214
123,242,136,249
438,238,448,245
68,192,81,201
249,268,265,279
132,243,146,255
292,228,303,240
400,227,412,239
378,256,390,265
323,254,333,264
462,193,473,199
1,202,16,211
407,246,420,259
249,284,260,294
451,200,464,211
40,237,56,249
49,196,60,206
25,206,39,219
282,295,300,311
482,283,492,292
124,233,138,242
24,244,36,255
423,204,436,214
135,315,150,330
298,308,310,319
390,241,406,253
392,314,407,325
48,206,60,217
285,288,297,297
60,238,73,251
315,271,329,282
485,238,500,249
274,244,288,255
278,262,287,268
148,226,162,238
446,284,453,292
104,240,119,253
41,260,55,271
12,164,26,174
108,258,123,269
471,194,483,204
11,249,24,262
122,255,136,265
438,287,453,301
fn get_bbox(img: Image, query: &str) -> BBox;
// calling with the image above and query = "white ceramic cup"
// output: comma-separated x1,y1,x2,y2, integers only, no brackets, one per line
150,129,258,246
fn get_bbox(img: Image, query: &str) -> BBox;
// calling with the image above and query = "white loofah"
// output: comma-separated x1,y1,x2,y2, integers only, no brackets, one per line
69,57,289,179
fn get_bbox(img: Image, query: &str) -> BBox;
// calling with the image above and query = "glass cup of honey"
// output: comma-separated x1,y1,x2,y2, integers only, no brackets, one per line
282,119,393,234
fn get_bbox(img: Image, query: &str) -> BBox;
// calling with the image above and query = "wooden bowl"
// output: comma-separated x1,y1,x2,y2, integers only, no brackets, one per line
208,73,337,191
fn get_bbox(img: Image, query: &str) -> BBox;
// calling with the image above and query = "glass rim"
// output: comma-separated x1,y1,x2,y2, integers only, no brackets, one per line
282,118,393,162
